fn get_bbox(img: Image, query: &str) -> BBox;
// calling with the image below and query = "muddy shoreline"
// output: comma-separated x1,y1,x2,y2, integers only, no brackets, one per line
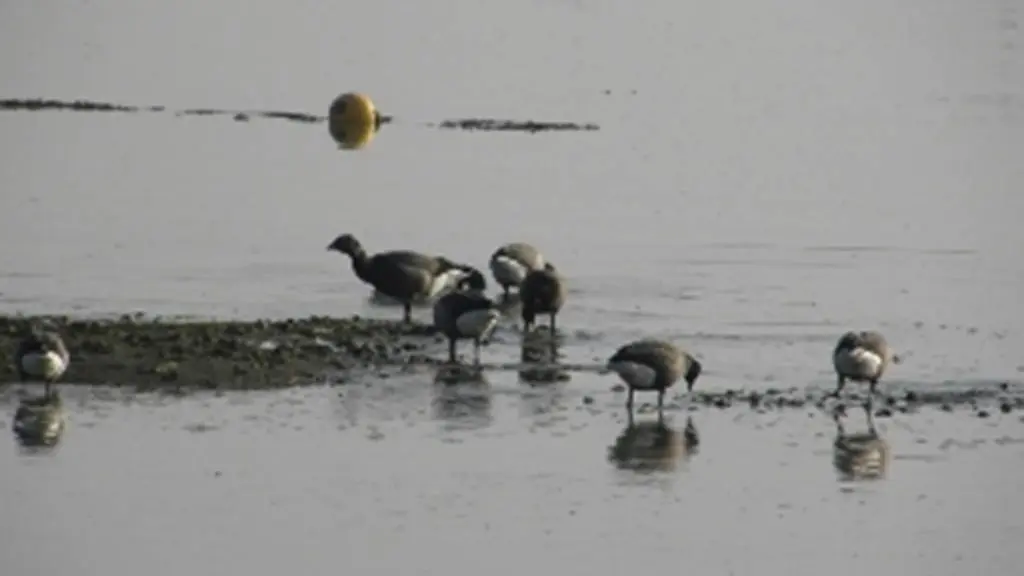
0,314,448,391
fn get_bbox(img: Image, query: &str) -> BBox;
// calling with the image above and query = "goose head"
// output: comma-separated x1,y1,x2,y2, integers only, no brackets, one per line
326,233,364,257
684,357,703,392
834,331,861,353
456,269,488,293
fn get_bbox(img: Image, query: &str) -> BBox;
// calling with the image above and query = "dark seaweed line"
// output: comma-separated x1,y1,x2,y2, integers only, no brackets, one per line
0,97,599,133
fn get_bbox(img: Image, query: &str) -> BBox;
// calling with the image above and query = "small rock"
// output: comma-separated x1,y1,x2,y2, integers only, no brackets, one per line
749,392,762,409
582,396,594,405
1000,402,1013,414
977,410,991,419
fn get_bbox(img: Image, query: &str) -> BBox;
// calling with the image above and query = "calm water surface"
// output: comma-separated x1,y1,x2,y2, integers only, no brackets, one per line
1,0,1022,574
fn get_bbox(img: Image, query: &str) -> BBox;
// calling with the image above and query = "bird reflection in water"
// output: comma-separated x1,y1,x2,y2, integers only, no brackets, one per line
11,391,67,454
607,412,700,474
431,364,493,430
832,403,890,482
517,328,569,385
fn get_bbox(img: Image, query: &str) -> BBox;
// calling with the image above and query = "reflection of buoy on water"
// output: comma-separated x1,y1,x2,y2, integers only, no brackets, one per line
328,92,381,150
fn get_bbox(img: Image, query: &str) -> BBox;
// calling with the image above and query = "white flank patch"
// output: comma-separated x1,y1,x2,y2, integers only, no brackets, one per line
21,351,67,380
455,309,501,338
490,256,528,286
426,269,469,299
834,347,883,379
607,361,658,390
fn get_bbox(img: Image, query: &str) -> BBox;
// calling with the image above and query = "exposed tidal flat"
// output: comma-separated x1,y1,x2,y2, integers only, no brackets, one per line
2,0,1024,574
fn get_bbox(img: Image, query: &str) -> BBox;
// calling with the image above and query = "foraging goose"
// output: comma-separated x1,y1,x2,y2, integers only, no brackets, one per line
607,339,702,411
12,392,66,447
15,326,70,396
519,263,567,333
327,233,476,322
489,242,546,297
832,404,890,481
830,330,896,400
433,270,502,364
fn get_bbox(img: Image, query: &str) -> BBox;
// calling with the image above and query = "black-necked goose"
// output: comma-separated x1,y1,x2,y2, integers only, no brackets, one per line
327,233,476,322
607,339,702,411
432,270,502,364
16,326,70,396
12,392,66,447
519,263,567,333
489,242,546,297
830,330,896,401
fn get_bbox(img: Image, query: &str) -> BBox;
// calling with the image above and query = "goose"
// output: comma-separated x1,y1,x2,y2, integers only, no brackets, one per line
519,263,567,333
832,403,890,481
16,326,70,396
607,339,702,411
830,330,896,401
327,233,476,322
432,270,502,364
489,242,546,297
12,392,66,447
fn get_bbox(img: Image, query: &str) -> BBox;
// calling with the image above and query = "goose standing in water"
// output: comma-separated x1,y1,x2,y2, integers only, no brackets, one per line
489,242,546,298
432,270,502,364
12,326,70,446
519,263,567,334
830,330,897,403
16,326,70,397
607,339,702,411
327,233,477,322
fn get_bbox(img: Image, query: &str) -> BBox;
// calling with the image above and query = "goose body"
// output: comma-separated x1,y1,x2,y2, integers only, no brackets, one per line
831,330,895,399
519,263,567,333
12,393,66,447
489,243,546,296
607,339,702,411
433,270,502,363
327,233,475,322
16,327,70,395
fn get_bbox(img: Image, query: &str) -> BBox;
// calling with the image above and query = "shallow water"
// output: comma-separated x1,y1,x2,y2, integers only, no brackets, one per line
1,0,1022,574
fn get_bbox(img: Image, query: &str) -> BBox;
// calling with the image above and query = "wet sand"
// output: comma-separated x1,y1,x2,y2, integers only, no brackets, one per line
0,314,446,389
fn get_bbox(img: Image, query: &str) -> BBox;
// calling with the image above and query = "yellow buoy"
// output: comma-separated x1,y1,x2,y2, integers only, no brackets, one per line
328,92,380,150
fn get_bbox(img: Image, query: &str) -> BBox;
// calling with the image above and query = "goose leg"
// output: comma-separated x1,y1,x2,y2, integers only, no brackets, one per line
44,380,52,397
448,339,457,364
473,338,482,365
402,302,413,323
829,376,846,398
657,389,665,411
865,404,878,435
833,410,846,435
626,388,635,412
549,313,557,335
